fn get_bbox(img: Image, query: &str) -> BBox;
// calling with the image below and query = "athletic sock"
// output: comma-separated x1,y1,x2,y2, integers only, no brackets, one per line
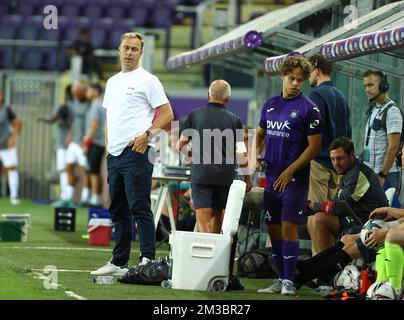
375,247,388,282
283,240,299,283
7,170,19,199
59,171,69,200
81,187,90,203
384,242,404,290
297,246,352,285
271,240,284,278
297,241,344,270
66,185,74,201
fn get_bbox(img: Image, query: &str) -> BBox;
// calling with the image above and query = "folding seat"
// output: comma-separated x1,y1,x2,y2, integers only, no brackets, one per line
150,6,174,28
87,0,109,7
20,48,43,70
108,28,128,49
0,4,9,17
15,4,37,16
108,7,125,20
40,28,62,42
63,28,80,44
0,47,15,69
89,28,107,48
0,15,23,28
0,26,15,39
127,7,148,27
61,5,80,19
18,27,39,40
83,5,103,20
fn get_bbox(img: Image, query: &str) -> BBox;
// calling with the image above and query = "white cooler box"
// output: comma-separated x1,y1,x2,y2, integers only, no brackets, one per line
169,180,246,291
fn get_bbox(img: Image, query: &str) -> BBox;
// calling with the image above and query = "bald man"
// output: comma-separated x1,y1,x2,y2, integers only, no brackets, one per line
179,80,252,233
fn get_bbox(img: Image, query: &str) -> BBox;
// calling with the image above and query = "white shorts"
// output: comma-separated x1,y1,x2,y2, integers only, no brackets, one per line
65,142,88,168
56,148,67,172
0,147,18,167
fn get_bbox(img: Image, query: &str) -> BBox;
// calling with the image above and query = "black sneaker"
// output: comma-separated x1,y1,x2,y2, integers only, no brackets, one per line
226,275,244,291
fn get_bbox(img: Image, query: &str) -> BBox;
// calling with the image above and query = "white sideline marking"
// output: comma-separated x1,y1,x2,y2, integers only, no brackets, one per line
32,268,93,273
65,291,87,300
0,246,169,254
32,271,87,300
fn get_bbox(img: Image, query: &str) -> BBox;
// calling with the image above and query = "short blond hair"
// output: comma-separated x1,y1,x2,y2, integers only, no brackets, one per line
119,32,144,49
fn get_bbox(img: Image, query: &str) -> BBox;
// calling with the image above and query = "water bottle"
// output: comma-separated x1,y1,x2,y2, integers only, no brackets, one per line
161,279,172,289
257,158,268,188
93,276,114,284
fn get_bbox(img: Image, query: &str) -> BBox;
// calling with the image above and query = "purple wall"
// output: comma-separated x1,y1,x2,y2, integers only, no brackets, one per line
169,96,249,124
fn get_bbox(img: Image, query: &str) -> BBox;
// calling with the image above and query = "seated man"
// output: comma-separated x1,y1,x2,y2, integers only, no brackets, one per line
307,137,388,254
296,206,404,289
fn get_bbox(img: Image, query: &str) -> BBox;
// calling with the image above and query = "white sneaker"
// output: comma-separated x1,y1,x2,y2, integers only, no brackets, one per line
281,279,296,295
10,198,21,205
257,278,283,293
90,262,128,276
139,257,151,266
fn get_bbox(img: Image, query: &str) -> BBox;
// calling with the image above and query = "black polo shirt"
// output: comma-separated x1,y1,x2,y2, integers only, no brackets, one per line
181,102,244,186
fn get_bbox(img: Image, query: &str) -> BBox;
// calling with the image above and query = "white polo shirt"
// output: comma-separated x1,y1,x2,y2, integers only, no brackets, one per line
103,67,169,156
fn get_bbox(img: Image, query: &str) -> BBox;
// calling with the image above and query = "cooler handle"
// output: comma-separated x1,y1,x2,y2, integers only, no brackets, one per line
87,225,100,233
190,244,214,258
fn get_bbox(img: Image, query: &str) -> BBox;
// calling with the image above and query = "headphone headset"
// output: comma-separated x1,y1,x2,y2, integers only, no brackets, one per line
374,70,389,93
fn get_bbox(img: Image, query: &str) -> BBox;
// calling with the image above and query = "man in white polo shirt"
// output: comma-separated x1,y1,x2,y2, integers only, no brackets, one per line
91,32,174,276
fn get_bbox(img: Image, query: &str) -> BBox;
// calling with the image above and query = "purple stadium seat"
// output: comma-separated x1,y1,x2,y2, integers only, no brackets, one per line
23,0,43,4
43,47,69,71
117,19,136,31
141,0,158,9
150,6,174,28
24,15,45,29
127,7,148,27
83,5,104,20
15,4,37,16
0,26,15,39
89,28,107,48
108,7,125,20
0,4,9,17
108,28,128,49
39,0,64,9
74,17,91,29
91,17,114,29
0,15,23,28
0,47,16,69
115,0,132,9
87,0,109,8
61,5,79,18
63,28,80,43
18,27,39,40
40,28,62,42
20,48,44,70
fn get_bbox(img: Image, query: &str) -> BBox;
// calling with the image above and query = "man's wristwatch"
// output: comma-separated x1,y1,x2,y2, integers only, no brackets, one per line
378,172,387,178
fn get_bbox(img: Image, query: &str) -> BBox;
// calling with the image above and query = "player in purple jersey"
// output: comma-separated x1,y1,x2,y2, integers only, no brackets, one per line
254,56,322,295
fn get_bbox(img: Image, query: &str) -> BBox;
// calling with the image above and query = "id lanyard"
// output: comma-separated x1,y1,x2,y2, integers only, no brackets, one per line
364,101,391,147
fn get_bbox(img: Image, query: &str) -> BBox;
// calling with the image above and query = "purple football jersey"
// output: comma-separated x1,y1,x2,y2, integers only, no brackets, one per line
258,93,322,188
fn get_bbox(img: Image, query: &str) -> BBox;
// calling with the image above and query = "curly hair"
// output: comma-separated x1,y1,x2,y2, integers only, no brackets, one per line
280,56,312,80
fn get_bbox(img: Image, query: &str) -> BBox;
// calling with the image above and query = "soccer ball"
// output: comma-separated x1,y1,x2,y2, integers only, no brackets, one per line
333,264,361,291
359,219,388,246
366,281,398,300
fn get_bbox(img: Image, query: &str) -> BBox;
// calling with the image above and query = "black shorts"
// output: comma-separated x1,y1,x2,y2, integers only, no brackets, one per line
87,143,105,174
191,183,230,210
